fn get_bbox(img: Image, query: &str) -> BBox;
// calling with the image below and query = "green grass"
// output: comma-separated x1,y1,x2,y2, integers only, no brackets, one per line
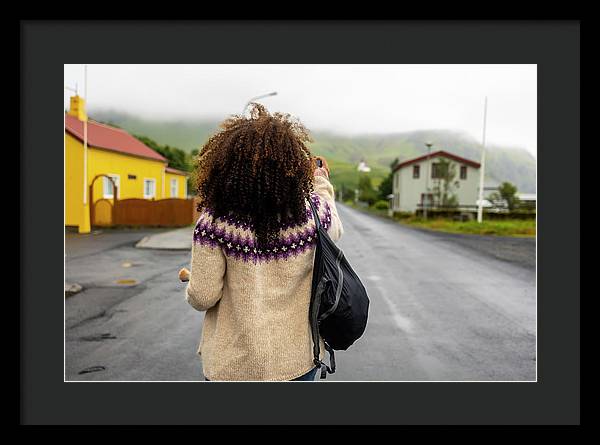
344,202,536,237
398,217,536,237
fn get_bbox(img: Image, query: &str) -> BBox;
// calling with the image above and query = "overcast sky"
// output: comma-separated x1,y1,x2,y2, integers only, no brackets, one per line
64,64,537,156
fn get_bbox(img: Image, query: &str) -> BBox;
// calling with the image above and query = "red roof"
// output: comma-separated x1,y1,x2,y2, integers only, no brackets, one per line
65,114,167,163
166,166,189,176
393,150,481,172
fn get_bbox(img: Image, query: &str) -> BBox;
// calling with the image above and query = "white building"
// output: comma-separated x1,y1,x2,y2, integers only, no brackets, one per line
357,160,371,172
517,193,536,203
391,150,481,213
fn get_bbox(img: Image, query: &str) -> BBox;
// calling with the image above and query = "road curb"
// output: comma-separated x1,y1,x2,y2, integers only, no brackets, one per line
134,229,192,251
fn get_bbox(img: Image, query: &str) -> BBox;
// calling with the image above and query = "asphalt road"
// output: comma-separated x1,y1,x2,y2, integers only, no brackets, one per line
65,204,536,381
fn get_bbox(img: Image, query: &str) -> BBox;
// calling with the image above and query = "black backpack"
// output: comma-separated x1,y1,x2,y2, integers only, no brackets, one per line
308,198,370,379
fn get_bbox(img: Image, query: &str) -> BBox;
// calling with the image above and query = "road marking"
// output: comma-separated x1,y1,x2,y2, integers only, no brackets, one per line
115,279,138,285
373,281,414,334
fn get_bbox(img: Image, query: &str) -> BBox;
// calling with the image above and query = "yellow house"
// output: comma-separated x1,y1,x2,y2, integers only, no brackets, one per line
65,95,190,233
165,166,189,200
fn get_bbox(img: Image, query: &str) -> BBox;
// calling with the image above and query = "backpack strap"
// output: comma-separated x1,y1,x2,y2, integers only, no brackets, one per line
314,342,336,379
308,197,335,379
309,195,322,231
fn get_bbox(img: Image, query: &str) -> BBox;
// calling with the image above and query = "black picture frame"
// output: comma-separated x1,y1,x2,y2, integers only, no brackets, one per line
20,20,580,425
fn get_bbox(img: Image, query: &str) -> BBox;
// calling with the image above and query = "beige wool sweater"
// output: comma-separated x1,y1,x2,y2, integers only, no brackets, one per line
185,175,344,381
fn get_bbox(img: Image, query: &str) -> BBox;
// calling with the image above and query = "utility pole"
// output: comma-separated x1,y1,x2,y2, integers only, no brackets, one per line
424,142,433,220
477,97,488,224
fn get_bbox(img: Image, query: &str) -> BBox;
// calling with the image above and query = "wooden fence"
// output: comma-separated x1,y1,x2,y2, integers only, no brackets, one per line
92,198,195,227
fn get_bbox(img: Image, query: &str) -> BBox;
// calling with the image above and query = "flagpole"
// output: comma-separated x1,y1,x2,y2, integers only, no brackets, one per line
477,96,488,224
83,64,88,206
79,64,91,233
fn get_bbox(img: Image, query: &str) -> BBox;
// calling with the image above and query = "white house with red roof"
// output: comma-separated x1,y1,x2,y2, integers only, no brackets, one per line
391,150,481,213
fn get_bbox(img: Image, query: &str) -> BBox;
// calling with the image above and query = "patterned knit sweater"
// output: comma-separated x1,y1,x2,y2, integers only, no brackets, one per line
185,175,344,381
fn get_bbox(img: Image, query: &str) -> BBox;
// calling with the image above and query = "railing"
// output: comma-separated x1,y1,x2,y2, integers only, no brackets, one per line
413,202,536,220
416,202,536,212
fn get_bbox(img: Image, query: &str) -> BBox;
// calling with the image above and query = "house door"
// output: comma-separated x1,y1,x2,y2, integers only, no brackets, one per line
92,199,113,226
421,193,434,207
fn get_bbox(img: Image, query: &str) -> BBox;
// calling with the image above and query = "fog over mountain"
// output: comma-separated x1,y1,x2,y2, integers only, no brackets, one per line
89,109,536,193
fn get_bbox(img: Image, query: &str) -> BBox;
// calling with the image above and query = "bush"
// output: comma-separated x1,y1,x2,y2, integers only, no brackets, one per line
373,200,390,210
393,211,414,220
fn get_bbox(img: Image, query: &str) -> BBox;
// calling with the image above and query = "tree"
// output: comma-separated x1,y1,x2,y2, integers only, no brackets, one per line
431,158,460,207
377,157,400,201
489,181,520,210
338,183,352,202
358,173,378,206
133,135,192,173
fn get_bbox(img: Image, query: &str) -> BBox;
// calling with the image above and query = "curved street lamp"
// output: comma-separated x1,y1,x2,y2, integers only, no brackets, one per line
243,91,278,114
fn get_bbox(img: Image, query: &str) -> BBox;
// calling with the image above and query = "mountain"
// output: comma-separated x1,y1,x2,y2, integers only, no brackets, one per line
89,110,536,193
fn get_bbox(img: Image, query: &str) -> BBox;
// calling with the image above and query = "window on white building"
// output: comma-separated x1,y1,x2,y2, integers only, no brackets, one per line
170,178,178,197
103,174,120,199
413,165,420,178
144,178,156,199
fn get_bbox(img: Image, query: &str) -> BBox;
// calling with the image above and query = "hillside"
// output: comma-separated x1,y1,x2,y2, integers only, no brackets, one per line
89,110,536,193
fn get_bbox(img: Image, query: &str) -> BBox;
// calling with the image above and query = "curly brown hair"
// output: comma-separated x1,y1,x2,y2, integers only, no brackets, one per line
193,103,316,250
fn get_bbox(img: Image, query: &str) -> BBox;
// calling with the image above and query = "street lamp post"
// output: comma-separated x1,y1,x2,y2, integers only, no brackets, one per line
424,142,433,220
243,92,278,114
477,97,488,223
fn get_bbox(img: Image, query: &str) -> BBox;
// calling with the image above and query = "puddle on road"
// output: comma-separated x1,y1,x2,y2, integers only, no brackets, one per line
78,366,106,375
80,333,117,342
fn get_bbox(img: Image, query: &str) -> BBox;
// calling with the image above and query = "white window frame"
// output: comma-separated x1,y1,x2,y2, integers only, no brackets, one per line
143,178,156,200
103,174,120,199
170,178,178,198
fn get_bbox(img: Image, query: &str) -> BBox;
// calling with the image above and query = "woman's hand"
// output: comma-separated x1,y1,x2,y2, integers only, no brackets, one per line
179,267,190,282
313,156,330,178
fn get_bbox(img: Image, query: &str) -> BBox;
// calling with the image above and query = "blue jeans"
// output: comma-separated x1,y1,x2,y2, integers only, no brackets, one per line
204,367,319,381
292,367,318,381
